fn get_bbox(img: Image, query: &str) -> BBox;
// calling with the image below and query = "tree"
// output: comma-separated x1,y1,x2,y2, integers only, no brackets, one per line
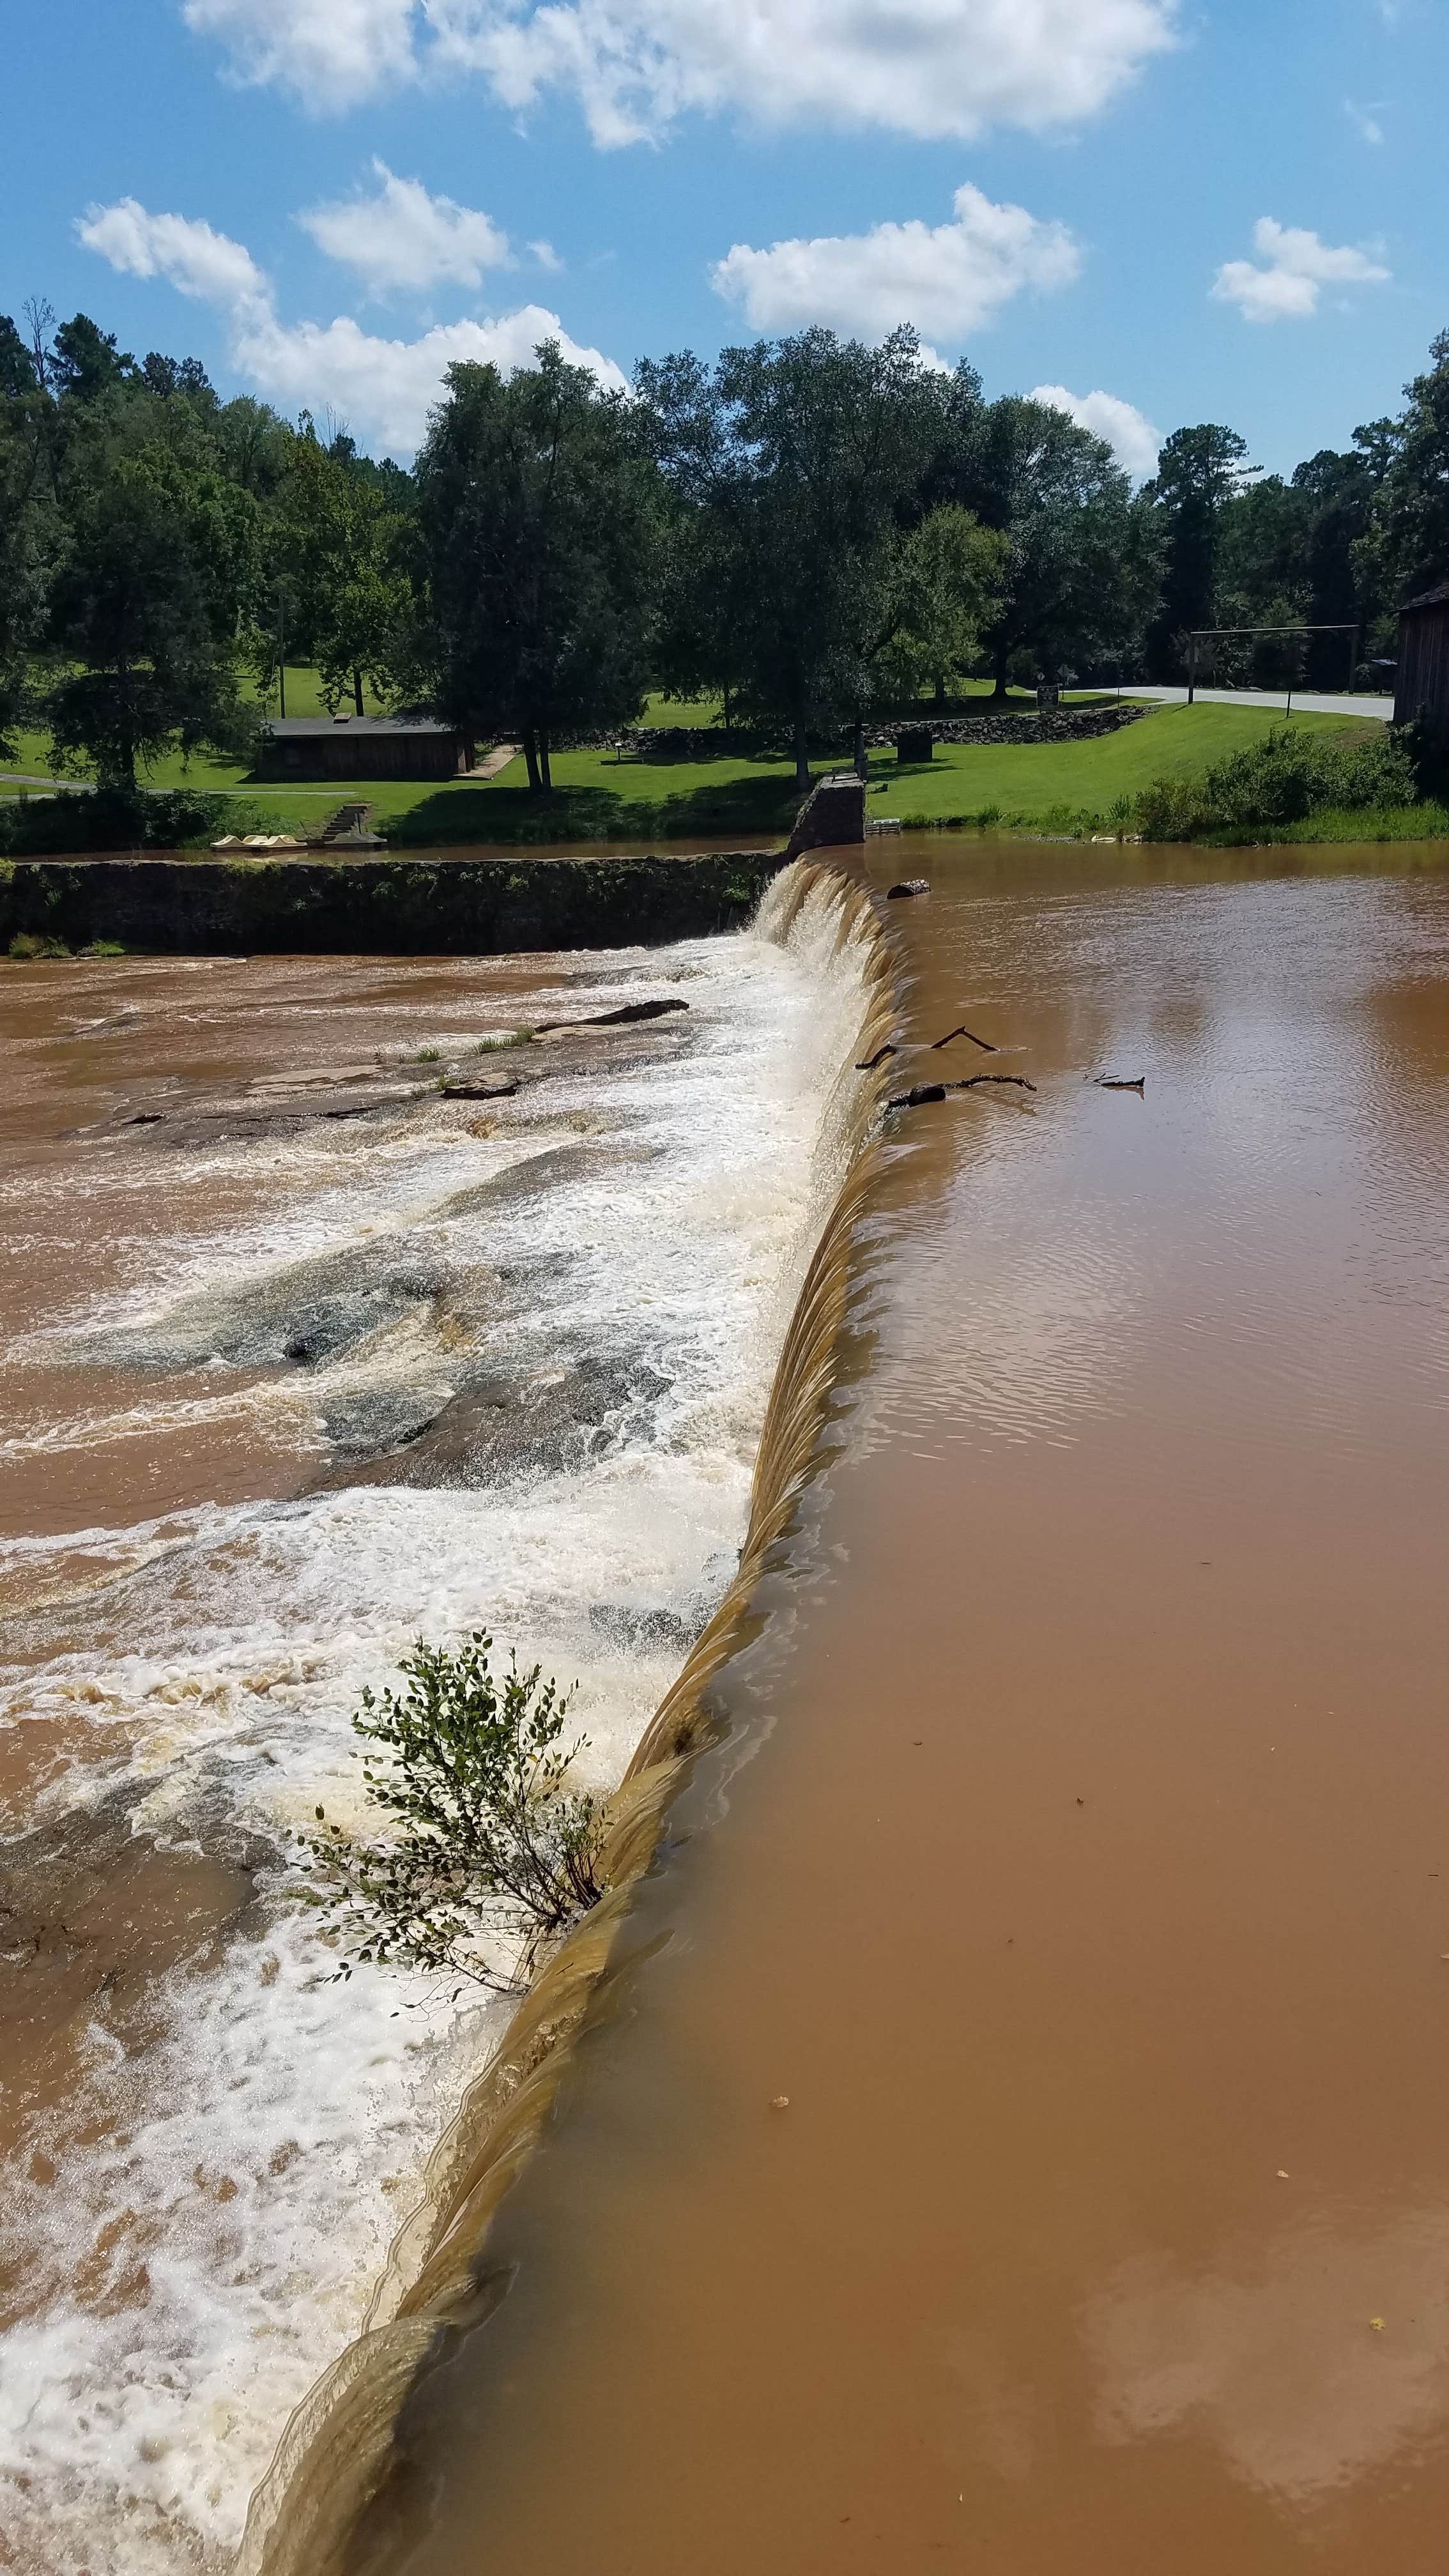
50,312,133,404
1354,332,1449,617
879,503,1007,706
411,342,659,790
639,328,951,790
262,425,411,716
0,314,59,757
43,462,252,786
1143,423,1250,678
954,397,1156,693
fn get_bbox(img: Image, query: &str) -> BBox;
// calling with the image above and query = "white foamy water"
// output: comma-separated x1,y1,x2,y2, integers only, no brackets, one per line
0,871,875,2575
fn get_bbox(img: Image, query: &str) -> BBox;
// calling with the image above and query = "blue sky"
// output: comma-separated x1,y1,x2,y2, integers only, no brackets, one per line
4,0,1446,471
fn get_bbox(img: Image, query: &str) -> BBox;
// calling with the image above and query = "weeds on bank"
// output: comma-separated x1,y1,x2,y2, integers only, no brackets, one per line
300,1633,607,1995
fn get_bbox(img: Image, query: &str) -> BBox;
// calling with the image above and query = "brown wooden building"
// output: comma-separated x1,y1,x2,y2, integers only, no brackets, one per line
1393,581,1449,728
258,717,475,781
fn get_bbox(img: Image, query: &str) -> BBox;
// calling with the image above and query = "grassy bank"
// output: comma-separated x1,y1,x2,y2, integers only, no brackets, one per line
4,689,1405,853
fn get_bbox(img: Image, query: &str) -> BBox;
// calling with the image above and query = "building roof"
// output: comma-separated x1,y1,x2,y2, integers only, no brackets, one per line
1399,580,1449,614
263,716,458,737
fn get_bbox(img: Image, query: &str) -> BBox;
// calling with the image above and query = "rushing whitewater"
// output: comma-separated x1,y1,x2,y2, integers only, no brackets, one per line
0,866,879,2575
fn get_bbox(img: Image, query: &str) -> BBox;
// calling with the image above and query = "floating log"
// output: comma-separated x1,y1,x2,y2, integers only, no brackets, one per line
532,997,689,1033
886,879,930,900
886,1072,1037,1112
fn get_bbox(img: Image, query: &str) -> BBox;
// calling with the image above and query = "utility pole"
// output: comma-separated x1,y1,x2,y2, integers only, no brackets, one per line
276,585,288,721
1186,634,1197,707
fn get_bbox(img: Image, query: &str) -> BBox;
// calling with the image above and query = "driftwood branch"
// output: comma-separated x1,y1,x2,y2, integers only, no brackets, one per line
855,1042,899,1070
1095,1076,1146,1092
886,1074,1036,1111
930,1023,997,1054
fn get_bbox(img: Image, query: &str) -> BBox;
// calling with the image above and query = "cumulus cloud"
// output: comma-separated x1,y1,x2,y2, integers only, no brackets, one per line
183,0,422,111
1029,383,1160,478
1211,217,1390,323
233,306,622,451
77,196,623,454
298,161,510,294
76,197,271,314
712,185,1080,344
182,0,1177,143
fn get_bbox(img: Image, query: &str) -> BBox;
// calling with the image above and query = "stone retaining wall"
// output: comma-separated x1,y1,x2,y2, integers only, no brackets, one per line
0,852,790,958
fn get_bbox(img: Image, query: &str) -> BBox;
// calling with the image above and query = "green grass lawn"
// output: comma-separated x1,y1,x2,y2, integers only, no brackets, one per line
387,705,1370,845
875,703,1370,824
2,693,1386,848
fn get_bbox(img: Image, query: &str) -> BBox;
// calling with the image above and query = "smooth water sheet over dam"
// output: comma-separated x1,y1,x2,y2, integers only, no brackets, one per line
330,839,1449,2575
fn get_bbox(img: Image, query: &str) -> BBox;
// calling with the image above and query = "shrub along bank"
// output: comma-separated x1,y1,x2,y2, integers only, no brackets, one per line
1134,723,1422,841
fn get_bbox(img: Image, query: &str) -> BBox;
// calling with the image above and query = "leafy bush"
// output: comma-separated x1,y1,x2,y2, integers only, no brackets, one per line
1137,724,1418,841
302,1633,606,1993
0,785,236,856
8,930,71,959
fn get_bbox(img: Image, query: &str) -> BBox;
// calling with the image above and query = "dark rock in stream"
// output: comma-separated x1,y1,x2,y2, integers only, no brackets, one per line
86,1243,455,1374
313,1353,673,1491
588,1600,701,1657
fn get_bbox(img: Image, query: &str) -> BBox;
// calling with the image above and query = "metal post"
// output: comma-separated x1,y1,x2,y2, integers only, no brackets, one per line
1347,624,1358,695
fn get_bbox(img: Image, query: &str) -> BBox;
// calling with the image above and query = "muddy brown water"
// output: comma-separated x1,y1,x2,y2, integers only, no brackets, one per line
330,839,1449,2574
0,889,885,2568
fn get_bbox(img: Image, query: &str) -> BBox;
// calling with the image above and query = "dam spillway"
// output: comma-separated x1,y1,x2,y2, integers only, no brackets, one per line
282,838,1449,2575
0,866,885,2570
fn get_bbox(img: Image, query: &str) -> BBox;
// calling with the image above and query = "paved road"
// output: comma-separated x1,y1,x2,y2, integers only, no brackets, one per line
1128,686,1394,721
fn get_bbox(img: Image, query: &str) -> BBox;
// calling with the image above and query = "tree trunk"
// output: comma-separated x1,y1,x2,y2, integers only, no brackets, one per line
539,732,553,792
991,654,1010,703
793,715,810,796
353,668,364,717
523,730,541,793
934,673,947,710
852,717,867,781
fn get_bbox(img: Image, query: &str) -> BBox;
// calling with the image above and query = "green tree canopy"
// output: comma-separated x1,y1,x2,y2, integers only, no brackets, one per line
950,396,1157,693
638,327,953,785
1143,423,1250,678
410,341,659,790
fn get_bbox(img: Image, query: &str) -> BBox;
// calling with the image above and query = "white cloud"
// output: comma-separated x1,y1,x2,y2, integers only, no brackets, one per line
528,239,562,272
1029,383,1160,477
711,184,1080,344
1345,97,1385,144
75,197,271,315
1211,217,1390,323
299,160,510,294
183,0,420,112
233,307,624,452
78,195,624,455
183,0,1177,143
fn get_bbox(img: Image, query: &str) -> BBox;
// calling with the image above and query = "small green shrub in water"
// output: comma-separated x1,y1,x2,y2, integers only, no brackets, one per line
302,1633,606,1993
8,931,71,960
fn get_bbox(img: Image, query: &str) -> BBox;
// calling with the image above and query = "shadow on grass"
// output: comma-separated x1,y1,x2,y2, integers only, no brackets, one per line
385,774,804,847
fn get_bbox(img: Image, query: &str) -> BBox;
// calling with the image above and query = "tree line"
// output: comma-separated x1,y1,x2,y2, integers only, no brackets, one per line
4,296,1449,795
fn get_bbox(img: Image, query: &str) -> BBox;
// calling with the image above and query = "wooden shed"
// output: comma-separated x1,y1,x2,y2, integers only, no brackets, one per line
1393,581,1449,729
258,717,475,782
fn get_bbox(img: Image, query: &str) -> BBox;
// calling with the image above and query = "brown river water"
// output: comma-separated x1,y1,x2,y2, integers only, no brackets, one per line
4,839,1449,2572
318,838,1449,2576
